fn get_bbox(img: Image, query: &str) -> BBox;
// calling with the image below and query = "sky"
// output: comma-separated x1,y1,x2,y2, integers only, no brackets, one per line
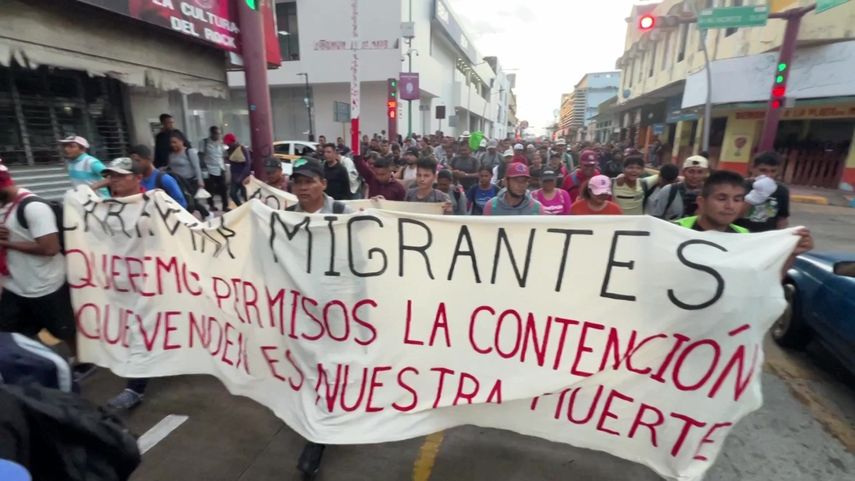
448,0,657,129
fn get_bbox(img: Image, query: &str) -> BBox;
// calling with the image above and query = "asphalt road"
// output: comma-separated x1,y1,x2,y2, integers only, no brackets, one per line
77,202,855,481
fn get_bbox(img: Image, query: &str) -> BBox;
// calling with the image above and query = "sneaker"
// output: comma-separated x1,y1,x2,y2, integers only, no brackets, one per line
106,389,143,411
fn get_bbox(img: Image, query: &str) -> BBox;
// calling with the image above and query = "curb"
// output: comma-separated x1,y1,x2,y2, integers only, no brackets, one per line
790,194,829,206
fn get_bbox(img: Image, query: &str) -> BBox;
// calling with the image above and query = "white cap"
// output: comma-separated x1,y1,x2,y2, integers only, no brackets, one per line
555,139,566,146
503,149,514,157
683,155,709,170
513,143,524,151
461,130,471,137
479,139,487,147
59,135,90,149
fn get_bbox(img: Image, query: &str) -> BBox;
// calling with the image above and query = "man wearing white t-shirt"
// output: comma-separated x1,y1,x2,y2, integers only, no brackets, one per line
0,164,74,345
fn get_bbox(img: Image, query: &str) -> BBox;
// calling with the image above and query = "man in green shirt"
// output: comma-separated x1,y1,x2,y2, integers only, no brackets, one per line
676,170,813,269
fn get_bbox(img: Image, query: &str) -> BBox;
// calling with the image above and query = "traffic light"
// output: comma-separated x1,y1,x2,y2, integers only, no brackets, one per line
771,61,788,110
639,14,656,32
387,78,398,139
245,0,257,9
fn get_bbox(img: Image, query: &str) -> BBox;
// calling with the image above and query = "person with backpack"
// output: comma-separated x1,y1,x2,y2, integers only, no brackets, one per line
0,164,76,360
641,163,680,215
648,155,709,220
167,132,210,219
129,145,187,208
59,135,108,197
435,169,467,215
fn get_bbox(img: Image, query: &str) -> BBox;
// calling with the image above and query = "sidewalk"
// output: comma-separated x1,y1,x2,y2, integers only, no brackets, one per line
790,186,855,207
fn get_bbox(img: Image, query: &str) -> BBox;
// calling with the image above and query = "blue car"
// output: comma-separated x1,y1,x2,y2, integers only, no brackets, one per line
774,252,855,373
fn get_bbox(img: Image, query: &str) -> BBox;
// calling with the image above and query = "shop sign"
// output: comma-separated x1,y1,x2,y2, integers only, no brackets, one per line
79,0,240,51
735,105,855,120
79,0,281,65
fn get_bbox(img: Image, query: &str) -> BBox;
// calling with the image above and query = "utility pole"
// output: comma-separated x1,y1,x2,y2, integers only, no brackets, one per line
236,0,273,181
757,4,816,151
407,0,413,138
297,72,314,142
350,0,360,155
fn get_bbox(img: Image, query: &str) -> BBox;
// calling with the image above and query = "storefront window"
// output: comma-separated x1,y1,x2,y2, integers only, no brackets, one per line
276,2,300,62
0,65,128,165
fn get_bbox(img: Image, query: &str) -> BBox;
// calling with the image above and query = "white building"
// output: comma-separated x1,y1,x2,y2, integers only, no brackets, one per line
221,0,515,143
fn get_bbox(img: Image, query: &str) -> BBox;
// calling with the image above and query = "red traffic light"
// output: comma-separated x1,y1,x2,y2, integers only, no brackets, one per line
771,99,783,110
771,85,786,98
639,15,655,31
388,110,397,119
387,100,397,109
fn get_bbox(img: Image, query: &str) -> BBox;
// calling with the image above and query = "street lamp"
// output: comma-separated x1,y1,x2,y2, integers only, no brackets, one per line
297,72,314,142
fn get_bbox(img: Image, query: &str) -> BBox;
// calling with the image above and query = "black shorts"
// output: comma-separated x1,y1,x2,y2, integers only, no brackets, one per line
0,283,75,341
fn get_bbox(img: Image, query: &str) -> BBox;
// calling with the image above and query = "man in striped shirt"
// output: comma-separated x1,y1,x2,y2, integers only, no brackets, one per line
59,136,107,196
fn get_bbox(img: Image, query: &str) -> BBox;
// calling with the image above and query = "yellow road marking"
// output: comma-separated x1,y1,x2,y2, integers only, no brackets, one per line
412,431,445,481
765,353,855,453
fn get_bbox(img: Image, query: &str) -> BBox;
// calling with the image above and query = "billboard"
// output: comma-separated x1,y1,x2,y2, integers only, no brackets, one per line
78,0,240,52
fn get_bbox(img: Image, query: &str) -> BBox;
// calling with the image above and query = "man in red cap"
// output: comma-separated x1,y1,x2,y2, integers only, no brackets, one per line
0,163,75,355
483,163,544,215
561,149,602,203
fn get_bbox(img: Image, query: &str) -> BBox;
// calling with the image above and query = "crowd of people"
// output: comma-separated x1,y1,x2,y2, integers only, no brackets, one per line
0,116,814,480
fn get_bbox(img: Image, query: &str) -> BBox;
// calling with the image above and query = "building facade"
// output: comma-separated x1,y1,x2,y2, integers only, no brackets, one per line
1,0,232,197
613,0,855,189
555,72,619,142
221,0,516,143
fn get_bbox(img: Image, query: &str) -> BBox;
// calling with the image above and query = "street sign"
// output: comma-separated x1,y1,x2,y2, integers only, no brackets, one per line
817,0,851,13
698,6,769,29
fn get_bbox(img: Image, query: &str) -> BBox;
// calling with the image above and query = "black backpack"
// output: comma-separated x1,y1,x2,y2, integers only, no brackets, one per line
16,195,65,253
658,182,687,219
0,383,140,481
154,171,194,211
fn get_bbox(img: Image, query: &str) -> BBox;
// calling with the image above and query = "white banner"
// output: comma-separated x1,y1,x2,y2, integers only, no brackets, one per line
66,187,796,481
244,176,443,215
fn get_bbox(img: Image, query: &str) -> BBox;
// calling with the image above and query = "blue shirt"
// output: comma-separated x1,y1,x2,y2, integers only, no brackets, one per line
141,171,188,209
467,184,499,215
67,153,108,196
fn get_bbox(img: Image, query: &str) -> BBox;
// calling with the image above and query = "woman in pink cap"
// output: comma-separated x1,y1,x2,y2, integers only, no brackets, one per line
570,174,623,215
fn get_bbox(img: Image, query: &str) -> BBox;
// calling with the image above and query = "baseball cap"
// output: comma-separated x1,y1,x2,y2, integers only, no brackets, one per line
264,156,282,171
58,135,90,149
102,157,134,176
541,169,557,181
580,149,599,165
223,133,237,145
487,140,498,148
502,149,514,157
513,143,524,151
506,163,530,178
588,175,612,196
555,139,566,146
405,147,420,157
0,164,13,189
683,155,710,169
291,158,324,179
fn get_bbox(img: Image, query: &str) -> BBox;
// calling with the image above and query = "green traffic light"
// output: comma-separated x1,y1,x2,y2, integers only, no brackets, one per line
776,75,785,83
777,63,787,72
245,0,257,9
